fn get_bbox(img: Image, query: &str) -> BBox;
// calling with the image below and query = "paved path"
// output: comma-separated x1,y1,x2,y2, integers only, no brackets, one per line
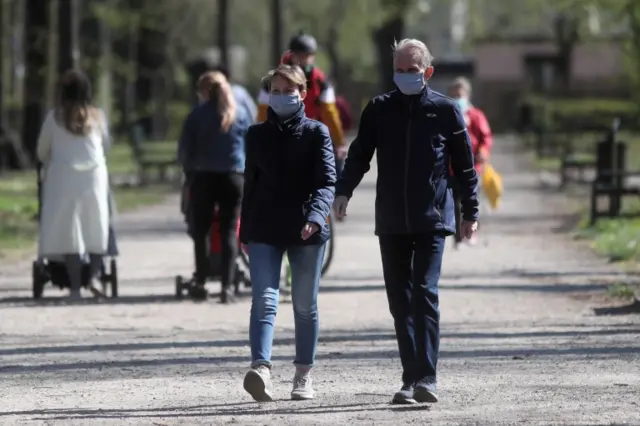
0,136,638,425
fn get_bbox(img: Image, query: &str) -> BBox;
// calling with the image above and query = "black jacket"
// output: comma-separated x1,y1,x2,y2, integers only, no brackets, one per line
335,87,479,235
240,106,336,247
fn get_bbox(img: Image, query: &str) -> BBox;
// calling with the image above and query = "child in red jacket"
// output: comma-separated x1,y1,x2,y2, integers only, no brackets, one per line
448,77,493,247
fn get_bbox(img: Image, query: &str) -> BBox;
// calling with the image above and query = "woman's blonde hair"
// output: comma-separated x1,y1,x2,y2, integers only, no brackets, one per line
197,71,237,132
263,64,307,92
56,69,98,136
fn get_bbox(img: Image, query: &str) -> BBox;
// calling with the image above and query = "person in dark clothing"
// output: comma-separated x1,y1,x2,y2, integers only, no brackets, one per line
334,38,479,405
177,71,250,303
240,64,336,403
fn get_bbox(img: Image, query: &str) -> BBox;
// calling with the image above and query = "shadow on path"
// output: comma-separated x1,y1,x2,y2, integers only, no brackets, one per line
0,327,637,357
2,402,429,422
1,343,637,376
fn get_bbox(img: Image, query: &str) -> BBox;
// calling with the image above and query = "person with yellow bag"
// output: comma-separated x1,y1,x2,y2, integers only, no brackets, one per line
448,77,494,248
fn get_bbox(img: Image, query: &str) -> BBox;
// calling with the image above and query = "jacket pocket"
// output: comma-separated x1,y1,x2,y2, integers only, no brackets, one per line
432,178,449,221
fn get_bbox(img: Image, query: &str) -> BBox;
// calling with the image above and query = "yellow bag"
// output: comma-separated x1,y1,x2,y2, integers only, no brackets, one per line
481,164,503,210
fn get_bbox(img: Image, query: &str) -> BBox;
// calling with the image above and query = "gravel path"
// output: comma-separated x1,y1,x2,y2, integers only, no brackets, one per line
0,136,638,425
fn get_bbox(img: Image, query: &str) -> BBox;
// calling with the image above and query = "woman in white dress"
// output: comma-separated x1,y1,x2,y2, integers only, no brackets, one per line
37,69,111,299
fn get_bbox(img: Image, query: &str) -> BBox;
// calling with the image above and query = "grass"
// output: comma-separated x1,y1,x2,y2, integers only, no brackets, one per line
106,140,177,176
607,283,638,300
526,130,640,270
574,207,640,301
0,141,176,259
575,214,640,262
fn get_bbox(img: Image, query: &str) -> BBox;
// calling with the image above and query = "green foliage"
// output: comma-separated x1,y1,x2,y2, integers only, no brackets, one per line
577,209,640,262
526,96,639,131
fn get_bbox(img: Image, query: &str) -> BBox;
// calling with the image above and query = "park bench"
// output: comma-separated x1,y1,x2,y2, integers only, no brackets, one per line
589,120,640,224
557,120,609,187
590,169,640,225
128,124,179,186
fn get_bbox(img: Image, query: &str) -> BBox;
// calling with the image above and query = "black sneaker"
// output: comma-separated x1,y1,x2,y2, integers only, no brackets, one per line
188,284,208,301
414,380,438,403
392,383,417,404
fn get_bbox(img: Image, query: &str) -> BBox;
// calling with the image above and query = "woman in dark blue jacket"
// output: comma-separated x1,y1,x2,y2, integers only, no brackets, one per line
178,71,250,303
240,65,336,402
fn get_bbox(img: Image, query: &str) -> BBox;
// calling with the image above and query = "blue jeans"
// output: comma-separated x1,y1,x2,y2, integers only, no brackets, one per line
378,233,446,384
248,242,326,368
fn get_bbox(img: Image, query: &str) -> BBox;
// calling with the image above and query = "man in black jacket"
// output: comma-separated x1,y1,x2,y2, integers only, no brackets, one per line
334,38,479,405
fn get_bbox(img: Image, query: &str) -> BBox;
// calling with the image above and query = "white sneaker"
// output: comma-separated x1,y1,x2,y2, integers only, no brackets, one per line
291,368,314,400
243,365,274,402
88,279,106,298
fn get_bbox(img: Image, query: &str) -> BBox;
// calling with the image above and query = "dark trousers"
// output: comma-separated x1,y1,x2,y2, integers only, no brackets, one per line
190,172,243,288
378,232,446,384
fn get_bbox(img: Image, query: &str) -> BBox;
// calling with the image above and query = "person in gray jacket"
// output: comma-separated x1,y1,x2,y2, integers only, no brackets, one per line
178,70,251,303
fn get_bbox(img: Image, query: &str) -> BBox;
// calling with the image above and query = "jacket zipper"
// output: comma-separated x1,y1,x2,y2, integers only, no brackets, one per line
404,102,413,232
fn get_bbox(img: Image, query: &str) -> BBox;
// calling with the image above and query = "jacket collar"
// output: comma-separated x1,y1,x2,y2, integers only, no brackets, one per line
267,104,306,134
394,85,432,106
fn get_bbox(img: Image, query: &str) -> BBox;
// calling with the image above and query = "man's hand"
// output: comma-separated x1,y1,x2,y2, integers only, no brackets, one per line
301,222,320,240
336,146,348,160
475,150,487,164
333,195,349,219
461,220,478,240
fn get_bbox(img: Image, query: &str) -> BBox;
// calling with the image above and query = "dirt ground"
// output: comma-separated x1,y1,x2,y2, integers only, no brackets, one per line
0,136,638,426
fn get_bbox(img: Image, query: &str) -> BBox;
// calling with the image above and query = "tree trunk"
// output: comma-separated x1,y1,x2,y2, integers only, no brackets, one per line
80,0,101,86
373,16,405,93
0,0,5,127
553,14,578,94
135,4,168,139
57,0,80,74
217,0,230,71
271,0,284,66
23,0,50,162
0,0,5,171
372,0,410,93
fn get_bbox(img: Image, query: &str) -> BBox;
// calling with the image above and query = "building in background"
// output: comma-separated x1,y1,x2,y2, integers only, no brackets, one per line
472,35,626,130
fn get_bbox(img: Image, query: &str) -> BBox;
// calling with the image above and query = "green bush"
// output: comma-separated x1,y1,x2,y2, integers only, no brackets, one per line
526,96,640,131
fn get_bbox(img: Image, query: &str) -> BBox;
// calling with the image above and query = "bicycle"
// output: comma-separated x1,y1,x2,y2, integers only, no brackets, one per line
239,210,335,291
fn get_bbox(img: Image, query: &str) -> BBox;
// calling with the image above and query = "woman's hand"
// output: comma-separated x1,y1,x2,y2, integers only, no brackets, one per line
301,222,320,240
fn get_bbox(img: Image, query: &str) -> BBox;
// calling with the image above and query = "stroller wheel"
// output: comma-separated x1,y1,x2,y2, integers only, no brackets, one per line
32,261,45,300
110,259,118,298
175,275,184,299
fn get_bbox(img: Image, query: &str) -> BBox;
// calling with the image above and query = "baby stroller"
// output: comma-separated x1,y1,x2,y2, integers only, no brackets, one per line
32,163,119,299
175,177,251,300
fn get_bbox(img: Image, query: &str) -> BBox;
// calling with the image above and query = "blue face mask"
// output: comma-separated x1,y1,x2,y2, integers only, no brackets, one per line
269,94,301,117
455,98,470,113
393,72,426,95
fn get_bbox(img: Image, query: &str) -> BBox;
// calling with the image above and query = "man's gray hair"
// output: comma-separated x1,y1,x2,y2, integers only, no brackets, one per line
392,38,434,69
450,76,472,94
